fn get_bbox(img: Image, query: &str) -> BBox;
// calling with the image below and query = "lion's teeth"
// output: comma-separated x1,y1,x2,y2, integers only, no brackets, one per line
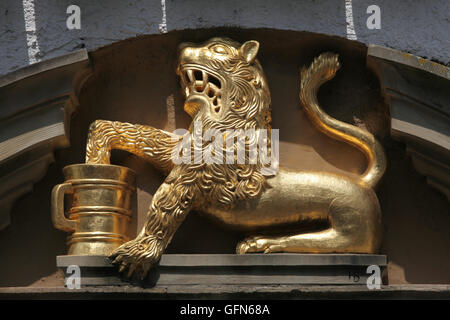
187,69,194,83
203,83,210,95
202,71,208,86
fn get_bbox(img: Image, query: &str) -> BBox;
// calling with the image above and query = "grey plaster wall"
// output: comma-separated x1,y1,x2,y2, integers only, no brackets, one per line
1,0,449,77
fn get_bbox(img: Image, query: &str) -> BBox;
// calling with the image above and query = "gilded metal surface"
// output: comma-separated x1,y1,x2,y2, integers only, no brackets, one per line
51,164,136,255
83,38,386,279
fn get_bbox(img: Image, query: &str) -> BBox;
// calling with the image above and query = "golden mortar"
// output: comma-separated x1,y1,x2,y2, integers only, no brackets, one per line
51,164,136,255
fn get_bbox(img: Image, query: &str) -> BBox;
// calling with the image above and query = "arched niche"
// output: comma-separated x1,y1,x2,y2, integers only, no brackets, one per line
1,28,449,287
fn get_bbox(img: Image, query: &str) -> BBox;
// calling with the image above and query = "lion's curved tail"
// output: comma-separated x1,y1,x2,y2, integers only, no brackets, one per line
299,53,386,188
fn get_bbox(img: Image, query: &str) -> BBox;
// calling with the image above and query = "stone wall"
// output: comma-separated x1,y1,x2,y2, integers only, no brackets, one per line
2,0,449,76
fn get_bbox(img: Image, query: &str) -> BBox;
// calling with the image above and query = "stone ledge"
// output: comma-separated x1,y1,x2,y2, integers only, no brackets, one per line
368,45,450,80
0,284,449,300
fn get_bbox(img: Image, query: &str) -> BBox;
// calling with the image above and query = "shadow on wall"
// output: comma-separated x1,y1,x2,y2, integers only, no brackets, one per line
0,28,448,286
378,141,450,284
0,163,67,287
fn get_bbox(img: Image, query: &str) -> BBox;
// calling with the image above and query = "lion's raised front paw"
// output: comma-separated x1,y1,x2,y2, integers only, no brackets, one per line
236,236,287,254
109,235,164,280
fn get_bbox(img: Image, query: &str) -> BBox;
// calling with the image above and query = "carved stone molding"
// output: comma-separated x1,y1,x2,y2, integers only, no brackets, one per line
367,45,450,200
0,50,90,230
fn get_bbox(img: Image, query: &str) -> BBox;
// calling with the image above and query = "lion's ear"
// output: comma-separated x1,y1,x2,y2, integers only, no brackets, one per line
240,40,259,64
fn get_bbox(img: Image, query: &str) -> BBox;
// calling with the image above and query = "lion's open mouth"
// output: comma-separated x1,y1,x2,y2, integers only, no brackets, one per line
180,66,222,114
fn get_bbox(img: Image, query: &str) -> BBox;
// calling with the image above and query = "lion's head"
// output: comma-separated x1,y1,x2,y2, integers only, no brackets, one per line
177,38,271,131
171,38,274,209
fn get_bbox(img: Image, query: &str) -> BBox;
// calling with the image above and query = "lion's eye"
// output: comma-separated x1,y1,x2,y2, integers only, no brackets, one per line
211,45,228,54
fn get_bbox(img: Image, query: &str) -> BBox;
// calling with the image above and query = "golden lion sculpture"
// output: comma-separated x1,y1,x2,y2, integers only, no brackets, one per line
85,37,386,279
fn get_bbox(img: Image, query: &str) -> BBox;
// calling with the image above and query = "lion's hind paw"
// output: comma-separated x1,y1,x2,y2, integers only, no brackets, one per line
236,236,287,254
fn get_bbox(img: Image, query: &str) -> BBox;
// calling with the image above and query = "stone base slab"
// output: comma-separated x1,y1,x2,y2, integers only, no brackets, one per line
57,254,387,287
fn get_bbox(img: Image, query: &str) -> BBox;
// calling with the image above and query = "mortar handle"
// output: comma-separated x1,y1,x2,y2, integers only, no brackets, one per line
51,182,77,232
